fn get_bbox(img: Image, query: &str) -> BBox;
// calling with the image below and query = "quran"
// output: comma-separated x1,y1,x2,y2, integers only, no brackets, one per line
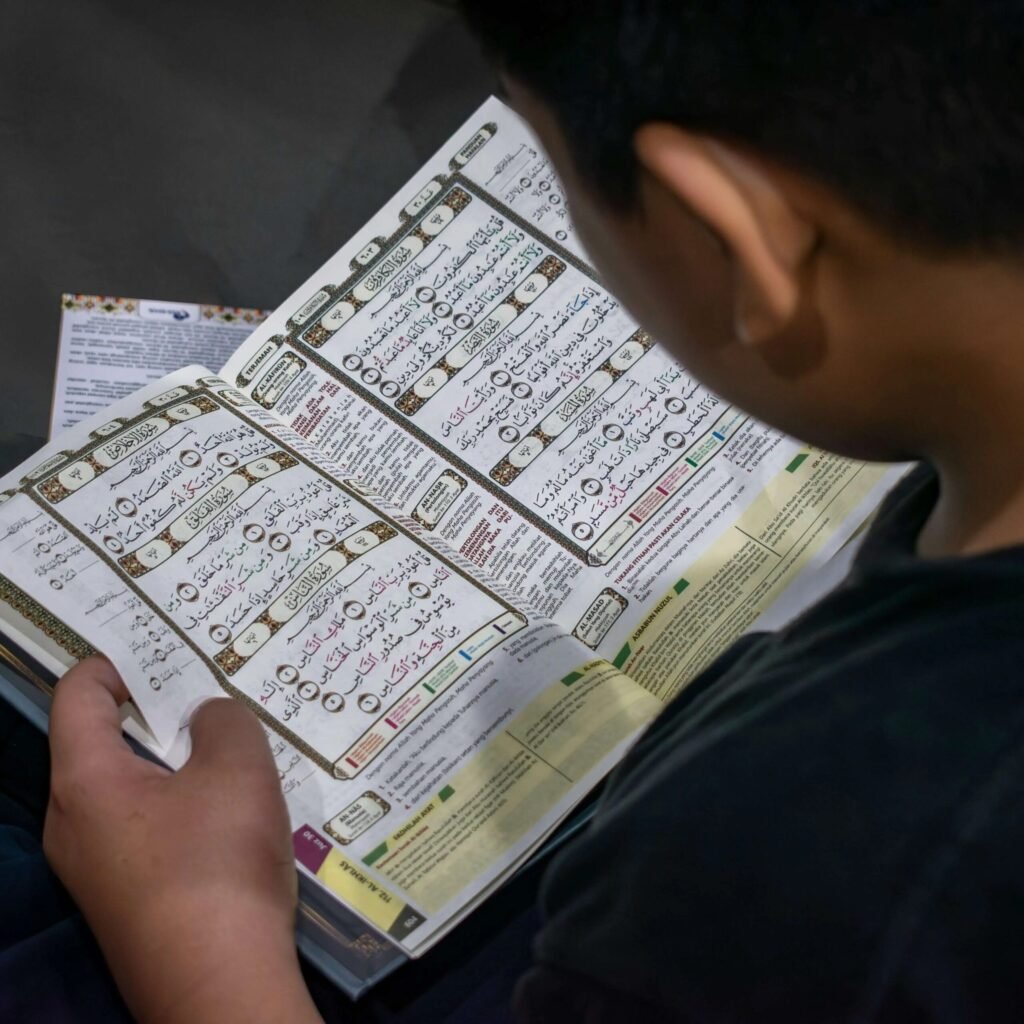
0,98,900,997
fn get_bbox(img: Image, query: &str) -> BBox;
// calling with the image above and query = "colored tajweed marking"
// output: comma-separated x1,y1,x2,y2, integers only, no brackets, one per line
423,682,437,694
385,718,398,729
345,756,360,769
459,650,472,661
685,457,699,467
712,431,726,441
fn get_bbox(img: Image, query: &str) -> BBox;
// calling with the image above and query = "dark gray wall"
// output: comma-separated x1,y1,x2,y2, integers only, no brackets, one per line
0,0,495,439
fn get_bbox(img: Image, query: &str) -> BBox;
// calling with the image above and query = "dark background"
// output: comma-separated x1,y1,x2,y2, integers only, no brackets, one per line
0,0,495,441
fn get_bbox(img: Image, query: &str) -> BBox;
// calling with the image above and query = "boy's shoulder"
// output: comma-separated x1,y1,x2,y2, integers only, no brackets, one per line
528,464,1024,1020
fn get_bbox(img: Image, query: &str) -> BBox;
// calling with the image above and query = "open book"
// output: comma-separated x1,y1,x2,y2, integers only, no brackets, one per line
0,98,901,997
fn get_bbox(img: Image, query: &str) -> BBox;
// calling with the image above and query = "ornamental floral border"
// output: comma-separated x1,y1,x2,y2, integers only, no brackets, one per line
60,294,271,325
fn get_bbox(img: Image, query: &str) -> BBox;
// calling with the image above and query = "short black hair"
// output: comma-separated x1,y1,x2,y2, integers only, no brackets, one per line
460,1,1024,252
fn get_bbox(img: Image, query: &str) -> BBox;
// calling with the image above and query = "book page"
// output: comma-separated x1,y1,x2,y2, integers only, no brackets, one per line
222,97,902,687
50,295,269,435
0,368,662,955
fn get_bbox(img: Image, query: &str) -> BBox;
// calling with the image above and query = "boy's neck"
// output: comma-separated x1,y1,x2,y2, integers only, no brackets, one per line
824,244,1024,561
910,285,1024,558
917,455,1024,559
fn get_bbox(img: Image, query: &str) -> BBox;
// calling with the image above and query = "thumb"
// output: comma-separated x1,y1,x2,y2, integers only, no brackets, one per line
50,656,156,784
180,696,278,780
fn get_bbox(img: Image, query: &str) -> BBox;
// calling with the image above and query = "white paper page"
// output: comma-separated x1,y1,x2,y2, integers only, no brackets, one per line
0,368,662,956
222,97,902,684
50,295,269,435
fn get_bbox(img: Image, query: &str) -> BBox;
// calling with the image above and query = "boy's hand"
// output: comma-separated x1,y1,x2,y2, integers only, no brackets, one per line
43,657,322,1023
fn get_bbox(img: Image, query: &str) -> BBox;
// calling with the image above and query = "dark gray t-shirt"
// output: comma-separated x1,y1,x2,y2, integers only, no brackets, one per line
518,465,1024,1021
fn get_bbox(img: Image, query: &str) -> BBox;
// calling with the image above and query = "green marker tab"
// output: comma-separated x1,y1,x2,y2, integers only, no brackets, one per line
363,842,389,867
613,643,631,669
561,671,584,687
674,578,690,595
439,785,455,802
786,453,809,473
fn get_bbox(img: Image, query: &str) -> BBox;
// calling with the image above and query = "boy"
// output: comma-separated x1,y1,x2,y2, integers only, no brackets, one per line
39,2,1024,1020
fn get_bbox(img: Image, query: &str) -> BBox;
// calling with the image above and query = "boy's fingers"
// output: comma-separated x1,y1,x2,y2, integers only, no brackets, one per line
183,697,277,780
49,656,137,780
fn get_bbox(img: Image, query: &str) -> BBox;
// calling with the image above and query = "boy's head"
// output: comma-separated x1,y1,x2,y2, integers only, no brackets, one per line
461,2,1024,462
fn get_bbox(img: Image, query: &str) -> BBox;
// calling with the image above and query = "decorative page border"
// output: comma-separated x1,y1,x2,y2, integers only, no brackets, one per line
0,573,95,669
61,294,271,325
13,382,526,776
245,174,608,563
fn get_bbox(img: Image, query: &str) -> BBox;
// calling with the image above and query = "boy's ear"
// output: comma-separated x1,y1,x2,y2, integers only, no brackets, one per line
633,123,818,347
